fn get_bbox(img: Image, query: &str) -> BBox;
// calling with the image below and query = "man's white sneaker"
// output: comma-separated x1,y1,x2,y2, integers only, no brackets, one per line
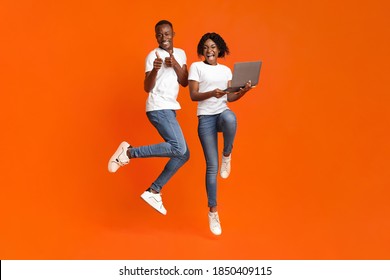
220,154,231,179
141,191,167,215
208,212,222,235
108,141,130,173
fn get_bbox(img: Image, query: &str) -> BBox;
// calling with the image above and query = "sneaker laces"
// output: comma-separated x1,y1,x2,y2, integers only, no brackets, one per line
116,147,130,166
221,156,231,171
209,213,220,226
150,190,163,202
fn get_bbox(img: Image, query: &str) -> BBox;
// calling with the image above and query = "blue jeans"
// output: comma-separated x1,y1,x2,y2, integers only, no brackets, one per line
198,109,237,207
130,110,190,193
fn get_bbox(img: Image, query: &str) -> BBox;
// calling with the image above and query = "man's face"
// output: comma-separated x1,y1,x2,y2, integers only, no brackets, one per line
155,24,174,51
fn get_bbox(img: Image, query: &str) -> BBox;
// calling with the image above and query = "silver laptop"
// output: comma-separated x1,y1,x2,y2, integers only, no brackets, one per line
225,61,262,92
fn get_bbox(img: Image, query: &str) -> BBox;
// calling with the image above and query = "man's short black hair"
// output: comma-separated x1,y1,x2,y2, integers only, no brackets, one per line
155,20,173,31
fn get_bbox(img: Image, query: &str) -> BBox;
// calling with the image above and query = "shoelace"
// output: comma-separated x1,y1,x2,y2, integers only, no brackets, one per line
115,148,129,166
149,191,163,201
221,159,230,171
115,156,129,166
210,214,220,225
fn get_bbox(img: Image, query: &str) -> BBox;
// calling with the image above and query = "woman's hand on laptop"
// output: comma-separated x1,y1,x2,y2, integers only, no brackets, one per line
214,88,228,98
236,80,253,95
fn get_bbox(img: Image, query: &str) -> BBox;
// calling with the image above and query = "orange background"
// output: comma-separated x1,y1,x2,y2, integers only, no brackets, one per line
1,0,389,259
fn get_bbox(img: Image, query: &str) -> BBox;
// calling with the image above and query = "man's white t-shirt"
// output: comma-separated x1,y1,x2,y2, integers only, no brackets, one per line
188,61,232,116
145,47,186,112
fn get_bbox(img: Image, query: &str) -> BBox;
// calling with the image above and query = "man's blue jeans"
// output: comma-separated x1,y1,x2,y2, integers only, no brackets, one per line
130,110,190,193
198,109,237,207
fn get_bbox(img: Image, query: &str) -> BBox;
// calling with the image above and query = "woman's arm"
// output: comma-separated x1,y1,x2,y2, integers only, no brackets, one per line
227,81,253,102
189,80,227,101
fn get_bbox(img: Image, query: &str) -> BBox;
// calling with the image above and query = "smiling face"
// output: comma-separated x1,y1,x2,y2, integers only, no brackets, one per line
203,39,219,65
155,23,174,52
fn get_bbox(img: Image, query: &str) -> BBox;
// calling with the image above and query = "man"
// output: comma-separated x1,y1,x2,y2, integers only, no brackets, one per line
108,20,189,215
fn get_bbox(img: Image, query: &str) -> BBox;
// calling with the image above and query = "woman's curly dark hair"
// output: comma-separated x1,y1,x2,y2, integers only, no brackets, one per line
197,32,230,58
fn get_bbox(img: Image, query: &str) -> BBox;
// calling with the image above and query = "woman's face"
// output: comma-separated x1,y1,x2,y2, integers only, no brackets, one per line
203,39,219,65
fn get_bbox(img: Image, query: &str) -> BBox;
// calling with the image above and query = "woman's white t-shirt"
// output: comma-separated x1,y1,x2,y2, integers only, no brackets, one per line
188,61,232,116
145,47,186,112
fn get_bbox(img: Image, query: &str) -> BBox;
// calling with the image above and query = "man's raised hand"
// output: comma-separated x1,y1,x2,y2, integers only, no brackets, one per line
153,51,163,70
164,49,176,68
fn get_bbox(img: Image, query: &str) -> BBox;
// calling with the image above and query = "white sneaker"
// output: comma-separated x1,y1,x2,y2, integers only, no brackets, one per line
220,154,231,179
208,212,222,235
141,191,167,215
108,141,130,173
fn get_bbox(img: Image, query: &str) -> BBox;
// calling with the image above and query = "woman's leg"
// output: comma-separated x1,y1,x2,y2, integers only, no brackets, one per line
198,115,219,208
217,109,237,156
217,109,237,179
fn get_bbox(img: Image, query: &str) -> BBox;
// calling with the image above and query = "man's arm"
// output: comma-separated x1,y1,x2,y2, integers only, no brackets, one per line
144,51,163,93
165,50,188,87
174,64,188,87
144,69,158,93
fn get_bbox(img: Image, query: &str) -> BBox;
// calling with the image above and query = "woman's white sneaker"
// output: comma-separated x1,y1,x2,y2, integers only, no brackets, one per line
208,212,222,235
108,141,130,173
220,154,231,179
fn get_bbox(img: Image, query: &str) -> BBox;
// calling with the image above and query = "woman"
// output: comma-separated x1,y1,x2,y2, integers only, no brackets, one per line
188,32,253,235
